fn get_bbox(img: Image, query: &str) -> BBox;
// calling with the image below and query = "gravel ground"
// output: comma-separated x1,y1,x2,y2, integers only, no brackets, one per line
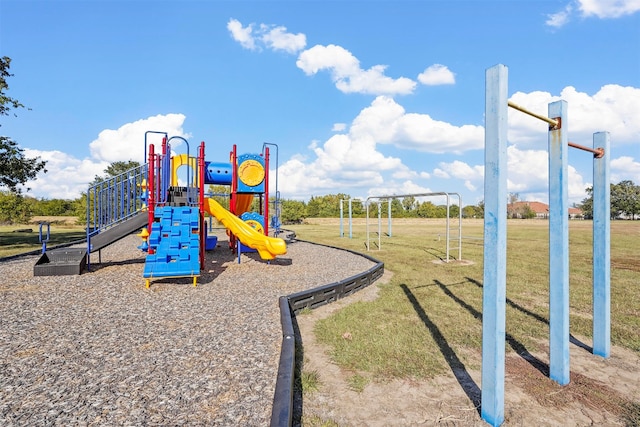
0,230,376,426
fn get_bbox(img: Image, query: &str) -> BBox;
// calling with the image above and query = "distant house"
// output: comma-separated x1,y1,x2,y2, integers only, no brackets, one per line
568,206,583,219
507,201,583,219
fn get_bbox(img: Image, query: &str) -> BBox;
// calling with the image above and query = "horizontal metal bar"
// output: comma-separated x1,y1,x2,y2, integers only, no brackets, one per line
508,100,559,128
569,141,605,158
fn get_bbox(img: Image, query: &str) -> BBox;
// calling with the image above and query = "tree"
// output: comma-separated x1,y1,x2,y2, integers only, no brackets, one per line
462,205,482,218
390,198,405,217
0,191,31,223
0,57,47,193
580,181,640,220
306,193,349,217
90,160,141,185
579,187,594,219
402,196,417,216
611,180,640,219
207,184,230,210
280,199,307,223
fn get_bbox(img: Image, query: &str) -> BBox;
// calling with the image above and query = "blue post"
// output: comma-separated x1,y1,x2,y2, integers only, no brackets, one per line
348,199,353,239
592,132,611,358
388,199,392,237
340,199,344,237
548,100,570,386
481,64,508,427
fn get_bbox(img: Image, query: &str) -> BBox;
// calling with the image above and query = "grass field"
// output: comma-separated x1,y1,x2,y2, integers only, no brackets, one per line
288,218,639,384
0,223,86,258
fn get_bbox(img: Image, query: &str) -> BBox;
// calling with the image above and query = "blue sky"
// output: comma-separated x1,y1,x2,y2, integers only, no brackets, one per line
1,0,639,207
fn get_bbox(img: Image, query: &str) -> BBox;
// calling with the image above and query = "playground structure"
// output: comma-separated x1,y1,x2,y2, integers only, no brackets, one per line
339,193,463,262
78,132,286,287
482,64,610,426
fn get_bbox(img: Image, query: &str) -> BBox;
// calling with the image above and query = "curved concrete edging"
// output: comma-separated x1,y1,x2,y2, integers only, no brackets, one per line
270,237,385,427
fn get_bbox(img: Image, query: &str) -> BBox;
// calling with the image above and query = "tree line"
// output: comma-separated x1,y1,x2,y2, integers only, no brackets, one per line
277,194,484,224
579,180,640,220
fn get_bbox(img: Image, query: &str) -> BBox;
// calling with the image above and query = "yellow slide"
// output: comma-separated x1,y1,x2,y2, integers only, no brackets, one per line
203,198,286,260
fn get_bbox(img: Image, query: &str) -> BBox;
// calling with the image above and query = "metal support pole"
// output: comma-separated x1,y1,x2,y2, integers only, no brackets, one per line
458,195,463,260
388,199,392,237
548,100,570,386
366,202,370,250
349,199,353,239
481,64,508,427
445,194,450,262
592,132,610,358
340,199,344,237
377,202,381,250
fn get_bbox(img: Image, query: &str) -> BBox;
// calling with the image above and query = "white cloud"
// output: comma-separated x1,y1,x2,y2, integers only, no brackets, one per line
277,94,488,200
18,114,190,199
611,156,640,183
547,0,640,27
437,160,483,181
366,181,432,199
227,18,256,50
227,19,306,54
433,168,450,179
21,149,109,199
296,44,416,95
332,123,347,132
432,146,590,204
578,0,640,18
507,85,640,147
546,4,574,27
417,64,456,86
506,145,589,204
89,113,189,163
351,96,484,153
260,24,307,54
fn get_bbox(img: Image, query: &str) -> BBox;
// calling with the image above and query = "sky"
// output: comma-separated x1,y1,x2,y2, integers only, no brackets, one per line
1,0,639,208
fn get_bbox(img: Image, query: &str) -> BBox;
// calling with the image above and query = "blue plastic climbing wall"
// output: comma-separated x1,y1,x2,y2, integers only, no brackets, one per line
143,206,201,278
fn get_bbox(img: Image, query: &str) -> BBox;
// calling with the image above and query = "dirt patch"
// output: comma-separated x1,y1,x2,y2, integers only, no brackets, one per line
295,272,640,426
29,216,79,226
611,257,640,273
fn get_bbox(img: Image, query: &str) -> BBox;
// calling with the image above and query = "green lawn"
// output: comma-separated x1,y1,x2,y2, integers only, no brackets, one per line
0,224,86,257
289,218,639,383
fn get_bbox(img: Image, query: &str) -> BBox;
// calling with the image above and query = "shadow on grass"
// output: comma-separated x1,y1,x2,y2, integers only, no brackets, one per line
465,277,592,353
400,283,481,414
423,247,458,262
434,279,550,377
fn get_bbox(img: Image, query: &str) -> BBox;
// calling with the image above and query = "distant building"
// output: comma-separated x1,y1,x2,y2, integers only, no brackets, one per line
507,201,583,219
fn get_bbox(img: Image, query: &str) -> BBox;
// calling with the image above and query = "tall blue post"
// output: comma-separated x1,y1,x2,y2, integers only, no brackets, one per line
548,100,570,385
340,199,344,237
388,199,392,237
348,199,353,239
592,132,611,358
481,64,508,427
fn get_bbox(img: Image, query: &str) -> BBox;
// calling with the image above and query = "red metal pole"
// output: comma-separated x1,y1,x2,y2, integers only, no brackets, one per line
231,145,239,250
230,145,237,214
264,147,269,237
147,144,155,255
198,141,206,268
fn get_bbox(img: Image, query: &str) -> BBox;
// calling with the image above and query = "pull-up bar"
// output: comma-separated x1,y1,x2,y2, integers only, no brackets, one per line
508,100,605,158
507,100,559,128
568,141,605,158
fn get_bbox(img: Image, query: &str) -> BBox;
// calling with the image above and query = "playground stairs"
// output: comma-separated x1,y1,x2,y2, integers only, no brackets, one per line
34,248,87,276
143,206,201,281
